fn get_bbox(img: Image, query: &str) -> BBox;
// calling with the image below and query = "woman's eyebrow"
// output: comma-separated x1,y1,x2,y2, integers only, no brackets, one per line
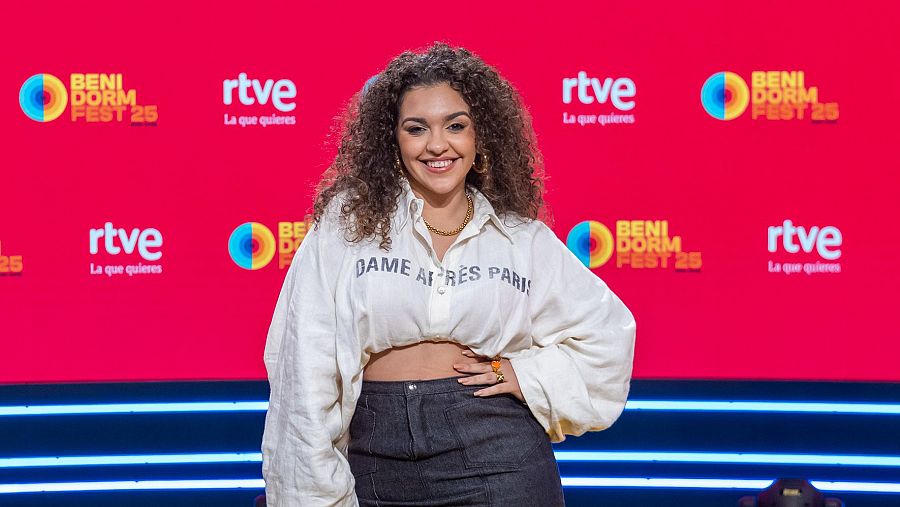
401,111,472,124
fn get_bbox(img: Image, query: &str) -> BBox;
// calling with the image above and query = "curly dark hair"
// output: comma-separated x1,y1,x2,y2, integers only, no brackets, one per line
312,42,546,250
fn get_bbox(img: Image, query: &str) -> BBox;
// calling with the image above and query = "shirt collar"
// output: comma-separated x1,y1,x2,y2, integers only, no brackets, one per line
395,176,515,244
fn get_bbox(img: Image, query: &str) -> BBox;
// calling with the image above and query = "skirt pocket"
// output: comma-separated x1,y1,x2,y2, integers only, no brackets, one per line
444,394,544,471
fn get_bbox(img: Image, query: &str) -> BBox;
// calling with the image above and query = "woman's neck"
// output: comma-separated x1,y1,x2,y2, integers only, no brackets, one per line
410,182,470,232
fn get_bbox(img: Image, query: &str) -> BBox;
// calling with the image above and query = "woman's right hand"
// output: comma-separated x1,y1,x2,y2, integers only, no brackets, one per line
453,350,526,402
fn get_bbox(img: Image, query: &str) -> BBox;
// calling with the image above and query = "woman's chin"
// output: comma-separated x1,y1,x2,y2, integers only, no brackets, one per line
409,173,468,198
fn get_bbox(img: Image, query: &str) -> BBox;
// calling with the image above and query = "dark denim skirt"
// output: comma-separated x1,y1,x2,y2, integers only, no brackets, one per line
348,375,565,506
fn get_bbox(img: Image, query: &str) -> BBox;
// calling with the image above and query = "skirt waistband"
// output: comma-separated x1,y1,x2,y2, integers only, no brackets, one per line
360,375,476,396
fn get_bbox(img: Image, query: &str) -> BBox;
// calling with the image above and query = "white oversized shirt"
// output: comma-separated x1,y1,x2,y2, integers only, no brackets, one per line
262,177,636,506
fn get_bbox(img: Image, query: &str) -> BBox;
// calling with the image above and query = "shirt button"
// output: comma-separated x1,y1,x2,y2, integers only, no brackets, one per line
408,383,417,391
437,286,447,295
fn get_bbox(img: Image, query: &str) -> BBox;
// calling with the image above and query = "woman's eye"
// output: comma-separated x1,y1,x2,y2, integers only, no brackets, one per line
448,123,466,131
407,126,426,134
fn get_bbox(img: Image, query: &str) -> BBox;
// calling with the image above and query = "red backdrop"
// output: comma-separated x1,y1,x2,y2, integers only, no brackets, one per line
2,1,898,383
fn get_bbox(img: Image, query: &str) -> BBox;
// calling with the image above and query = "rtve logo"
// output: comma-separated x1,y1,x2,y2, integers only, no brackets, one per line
89,222,163,261
767,220,841,260
562,72,635,110
223,73,297,112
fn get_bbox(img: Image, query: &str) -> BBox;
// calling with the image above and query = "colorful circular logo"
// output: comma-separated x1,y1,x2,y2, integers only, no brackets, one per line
228,222,276,270
701,72,749,121
566,221,614,269
19,74,68,122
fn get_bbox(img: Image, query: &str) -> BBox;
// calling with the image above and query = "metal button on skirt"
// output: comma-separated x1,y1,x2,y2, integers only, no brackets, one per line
348,375,566,506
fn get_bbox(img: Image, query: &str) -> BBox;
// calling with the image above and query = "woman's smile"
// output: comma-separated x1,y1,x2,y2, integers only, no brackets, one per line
421,157,459,173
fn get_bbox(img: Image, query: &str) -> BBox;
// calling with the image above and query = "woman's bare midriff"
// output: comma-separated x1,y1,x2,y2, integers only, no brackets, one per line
364,341,481,381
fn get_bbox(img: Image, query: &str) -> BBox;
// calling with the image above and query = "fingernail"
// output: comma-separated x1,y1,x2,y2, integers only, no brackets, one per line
452,364,462,369
457,378,464,383
473,391,482,396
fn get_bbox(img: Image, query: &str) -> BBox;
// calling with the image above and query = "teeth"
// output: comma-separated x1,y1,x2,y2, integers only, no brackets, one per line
426,159,453,168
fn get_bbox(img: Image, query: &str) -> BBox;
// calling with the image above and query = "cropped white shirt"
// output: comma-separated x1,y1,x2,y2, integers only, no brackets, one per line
261,177,636,506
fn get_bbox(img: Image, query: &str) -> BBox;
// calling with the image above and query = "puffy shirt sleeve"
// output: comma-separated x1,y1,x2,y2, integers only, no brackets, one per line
261,203,358,506
507,222,636,443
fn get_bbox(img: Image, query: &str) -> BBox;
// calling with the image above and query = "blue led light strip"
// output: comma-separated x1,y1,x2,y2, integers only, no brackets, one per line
562,477,774,489
0,402,268,416
0,453,263,468
563,478,900,493
554,451,900,467
0,479,265,494
625,401,900,414
4,451,900,468
2,478,899,494
812,481,900,493
2,400,900,417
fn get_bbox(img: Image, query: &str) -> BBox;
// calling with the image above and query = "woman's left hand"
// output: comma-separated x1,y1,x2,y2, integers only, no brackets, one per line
453,350,526,403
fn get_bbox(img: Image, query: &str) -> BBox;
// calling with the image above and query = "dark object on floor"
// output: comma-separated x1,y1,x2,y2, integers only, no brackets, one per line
738,478,844,507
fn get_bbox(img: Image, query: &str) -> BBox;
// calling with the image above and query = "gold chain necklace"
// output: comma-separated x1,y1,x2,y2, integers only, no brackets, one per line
422,194,474,236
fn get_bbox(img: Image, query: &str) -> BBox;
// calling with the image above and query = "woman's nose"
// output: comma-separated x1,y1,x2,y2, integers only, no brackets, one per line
426,131,448,154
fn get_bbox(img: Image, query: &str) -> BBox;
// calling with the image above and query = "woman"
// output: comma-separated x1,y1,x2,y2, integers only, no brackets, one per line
262,43,635,506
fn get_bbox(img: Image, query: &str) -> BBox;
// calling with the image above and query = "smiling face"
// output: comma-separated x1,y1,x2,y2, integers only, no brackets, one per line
396,82,476,203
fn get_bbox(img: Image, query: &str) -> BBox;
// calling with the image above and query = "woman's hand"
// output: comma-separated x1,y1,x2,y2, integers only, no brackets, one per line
453,350,526,403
